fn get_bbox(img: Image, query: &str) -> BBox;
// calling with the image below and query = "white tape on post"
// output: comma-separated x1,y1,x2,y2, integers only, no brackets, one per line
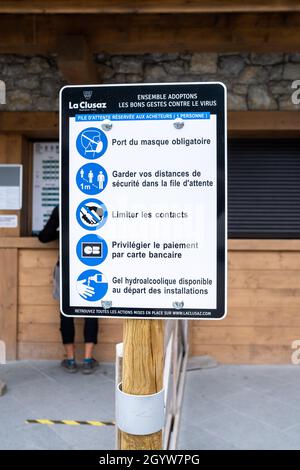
116,383,165,435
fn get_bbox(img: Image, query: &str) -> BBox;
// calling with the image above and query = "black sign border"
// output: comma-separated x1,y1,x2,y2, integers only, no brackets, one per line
60,82,227,319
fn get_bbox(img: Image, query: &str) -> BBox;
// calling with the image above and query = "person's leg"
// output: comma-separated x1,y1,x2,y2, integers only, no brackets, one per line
83,318,98,358
82,319,99,374
84,342,94,360
60,313,77,372
64,343,75,360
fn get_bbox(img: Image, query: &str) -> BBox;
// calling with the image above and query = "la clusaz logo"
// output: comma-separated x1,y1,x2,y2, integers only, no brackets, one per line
69,89,107,110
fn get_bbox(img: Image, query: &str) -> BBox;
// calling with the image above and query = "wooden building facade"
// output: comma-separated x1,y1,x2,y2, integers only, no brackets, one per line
0,1,300,364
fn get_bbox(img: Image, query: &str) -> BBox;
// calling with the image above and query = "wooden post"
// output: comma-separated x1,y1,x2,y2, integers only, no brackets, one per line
120,319,164,450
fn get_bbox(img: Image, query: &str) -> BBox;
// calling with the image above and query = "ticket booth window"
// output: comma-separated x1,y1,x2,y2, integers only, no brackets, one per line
228,139,300,239
31,142,59,235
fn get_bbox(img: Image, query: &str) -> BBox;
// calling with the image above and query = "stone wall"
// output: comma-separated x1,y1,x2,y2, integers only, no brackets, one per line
0,52,299,111
0,55,65,111
96,53,300,111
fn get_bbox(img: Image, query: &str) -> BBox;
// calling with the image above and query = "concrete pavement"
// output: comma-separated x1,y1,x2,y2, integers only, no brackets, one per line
1,361,300,450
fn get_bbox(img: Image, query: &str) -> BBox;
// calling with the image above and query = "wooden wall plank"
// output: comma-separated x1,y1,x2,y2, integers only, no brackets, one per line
19,305,60,324
18,341,117,362
190,345,294,364
19,249,58,268
228,240,300,251
198,307,300,327
228,289,300,307
19,267,53,286
1,1,300,15
229,270,300,289
0,13,300,54
228,112,300,138
191,326,300,346
0,237,58,249
0,113,58,138
18,322,123,343
19,304,123,326
229,252,300,271
18,286,58,305
0,248,18,359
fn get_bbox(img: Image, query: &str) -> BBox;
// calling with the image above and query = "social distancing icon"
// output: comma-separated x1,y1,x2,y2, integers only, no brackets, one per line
76,269,108,301
76,234,108,266
76,163,108,195
76,127,108,159
76,198,108,230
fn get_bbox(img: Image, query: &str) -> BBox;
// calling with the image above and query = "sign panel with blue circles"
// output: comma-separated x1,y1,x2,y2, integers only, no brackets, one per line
76,127,108,159
61,84,226,319
76,234,108,266
76,163,108,195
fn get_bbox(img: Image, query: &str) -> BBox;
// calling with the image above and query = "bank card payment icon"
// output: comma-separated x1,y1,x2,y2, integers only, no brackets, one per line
76,234,108,266
82,242,103,258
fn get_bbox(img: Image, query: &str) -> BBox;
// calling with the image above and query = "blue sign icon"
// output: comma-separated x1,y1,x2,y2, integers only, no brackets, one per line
76,127,108,159
76,234,108,266
76,269,108,301
76,163,108,195
76,198,108,231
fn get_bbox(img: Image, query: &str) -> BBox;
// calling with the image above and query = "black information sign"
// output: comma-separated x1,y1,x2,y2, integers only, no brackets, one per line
60,83,227,319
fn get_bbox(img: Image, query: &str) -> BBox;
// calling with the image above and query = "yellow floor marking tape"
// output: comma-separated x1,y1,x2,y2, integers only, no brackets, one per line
61,420,80,426
26,419,115,427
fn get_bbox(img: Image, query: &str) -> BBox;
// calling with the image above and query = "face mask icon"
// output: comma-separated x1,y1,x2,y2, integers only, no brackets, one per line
81,130,103,156
76,127,108,159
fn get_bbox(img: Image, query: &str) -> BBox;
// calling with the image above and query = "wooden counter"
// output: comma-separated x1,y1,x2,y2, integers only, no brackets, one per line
0,237,58,248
